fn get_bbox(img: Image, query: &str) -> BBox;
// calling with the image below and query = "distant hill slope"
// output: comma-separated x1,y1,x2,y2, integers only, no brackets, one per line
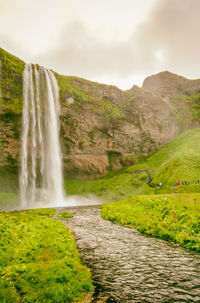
1,47,200,183
65,128,200,200
137,128,200,186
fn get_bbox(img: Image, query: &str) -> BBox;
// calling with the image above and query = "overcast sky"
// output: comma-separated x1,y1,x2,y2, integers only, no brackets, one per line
0,0,199,89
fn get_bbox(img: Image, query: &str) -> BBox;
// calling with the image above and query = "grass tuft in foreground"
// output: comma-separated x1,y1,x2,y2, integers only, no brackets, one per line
0,208,93,302
58,212,74,219
101,194,200,253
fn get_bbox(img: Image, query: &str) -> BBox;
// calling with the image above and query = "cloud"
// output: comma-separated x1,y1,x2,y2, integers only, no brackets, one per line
134,0,200,75
33,0,200,86
0,0,26,15
0,32,28,61
35,22,135,78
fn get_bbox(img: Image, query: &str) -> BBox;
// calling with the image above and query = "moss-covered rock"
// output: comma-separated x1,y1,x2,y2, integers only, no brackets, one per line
0,47,25,115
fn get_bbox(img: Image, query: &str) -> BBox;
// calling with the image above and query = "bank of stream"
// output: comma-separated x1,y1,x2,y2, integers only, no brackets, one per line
57,206,200,303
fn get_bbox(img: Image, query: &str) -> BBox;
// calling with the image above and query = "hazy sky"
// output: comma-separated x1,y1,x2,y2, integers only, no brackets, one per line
0,0,199,89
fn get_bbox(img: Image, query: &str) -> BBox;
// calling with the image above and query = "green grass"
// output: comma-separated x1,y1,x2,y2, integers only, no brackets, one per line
0,47,25,115
101,193,200,252
0,208,93,302
101,99,124,119
172,94,200,123
65,173,137,201
58,212,73,219
65,128,200,200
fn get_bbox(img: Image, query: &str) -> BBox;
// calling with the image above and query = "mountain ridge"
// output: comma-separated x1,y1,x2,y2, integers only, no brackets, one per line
143,70,200,97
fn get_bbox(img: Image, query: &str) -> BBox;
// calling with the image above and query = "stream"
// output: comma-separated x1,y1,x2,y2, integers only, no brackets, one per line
57,206,200,303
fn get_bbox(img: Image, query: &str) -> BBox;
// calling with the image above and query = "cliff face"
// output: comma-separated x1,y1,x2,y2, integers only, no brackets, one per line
0,48,200,182
57,75,181,178
142,71,200,130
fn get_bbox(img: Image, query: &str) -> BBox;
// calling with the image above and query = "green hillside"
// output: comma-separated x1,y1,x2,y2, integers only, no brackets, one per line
65,128,200,200
136,127,200,186
0,47,25,115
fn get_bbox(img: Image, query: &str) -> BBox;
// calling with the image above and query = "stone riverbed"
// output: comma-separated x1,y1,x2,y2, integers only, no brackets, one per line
56,206,200,303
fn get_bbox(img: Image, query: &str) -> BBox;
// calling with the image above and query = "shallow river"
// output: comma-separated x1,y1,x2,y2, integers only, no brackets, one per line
57,206,200,303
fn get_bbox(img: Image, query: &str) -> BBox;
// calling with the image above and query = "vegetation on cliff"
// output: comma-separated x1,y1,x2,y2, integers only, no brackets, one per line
101,193,200,252
0,48,25,115
0,208,93,302
55,73,125,119
187,94,200,120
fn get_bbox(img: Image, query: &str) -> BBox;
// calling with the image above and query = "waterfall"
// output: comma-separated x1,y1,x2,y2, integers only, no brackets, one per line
20,63,64,207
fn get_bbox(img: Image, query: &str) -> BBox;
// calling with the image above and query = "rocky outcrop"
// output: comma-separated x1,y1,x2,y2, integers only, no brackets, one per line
1,47,200,182
143,71,200,130
143,71,200,97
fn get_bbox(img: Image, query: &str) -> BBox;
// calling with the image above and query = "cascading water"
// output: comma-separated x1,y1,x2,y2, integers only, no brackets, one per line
19,63,64,208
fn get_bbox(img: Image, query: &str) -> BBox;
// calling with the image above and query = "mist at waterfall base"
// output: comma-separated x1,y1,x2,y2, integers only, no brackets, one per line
1,193,102,211
17,63,102,211
23,194,103,210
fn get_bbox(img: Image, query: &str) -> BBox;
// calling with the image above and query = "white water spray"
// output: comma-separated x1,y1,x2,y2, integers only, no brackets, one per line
20,64,64,207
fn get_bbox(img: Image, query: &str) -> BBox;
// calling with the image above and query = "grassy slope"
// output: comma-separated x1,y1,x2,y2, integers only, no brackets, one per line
101,194,200,253
0,208,93,302
0,47,25,115
65,128,200,200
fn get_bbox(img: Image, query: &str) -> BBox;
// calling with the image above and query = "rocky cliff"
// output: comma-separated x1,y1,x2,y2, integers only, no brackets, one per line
0,47,200,184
